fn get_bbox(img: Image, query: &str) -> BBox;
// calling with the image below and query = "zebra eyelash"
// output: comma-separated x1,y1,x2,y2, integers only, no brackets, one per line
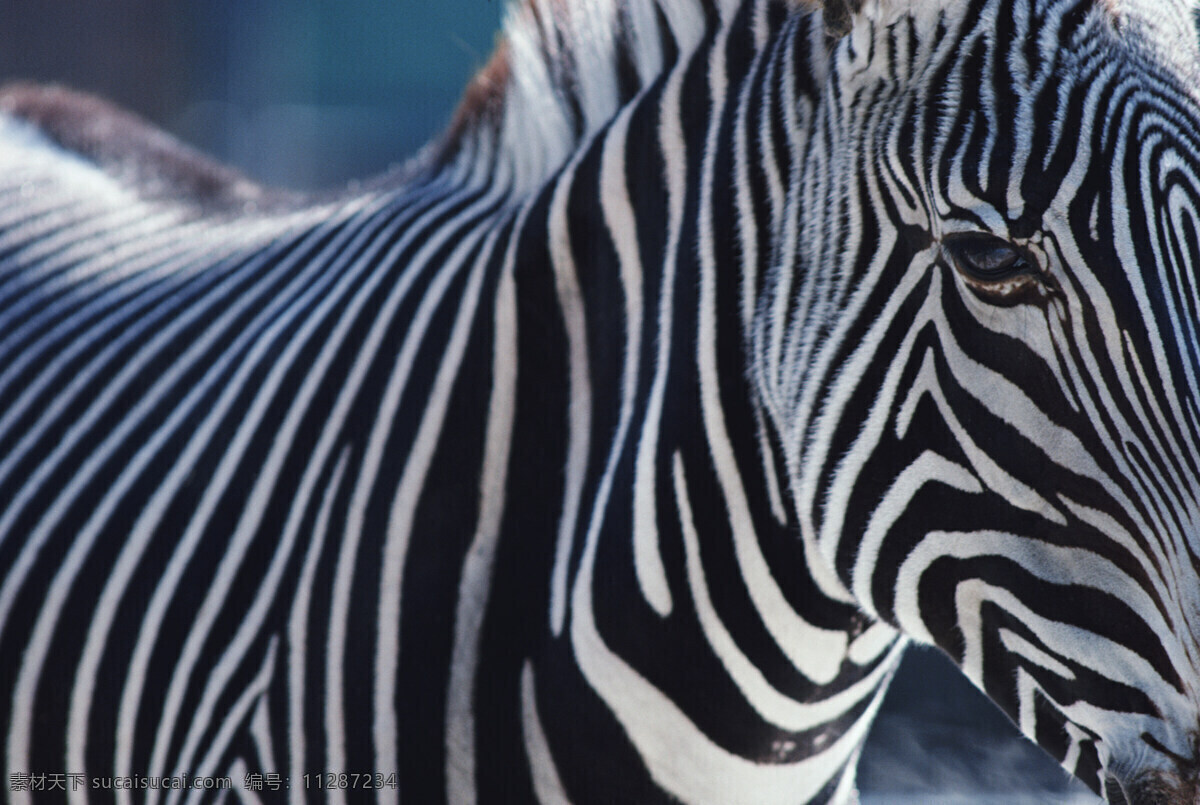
940,231,1041,286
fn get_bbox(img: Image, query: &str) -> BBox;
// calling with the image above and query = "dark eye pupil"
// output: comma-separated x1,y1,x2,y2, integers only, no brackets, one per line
970,246,1018,273
942,233,1032,282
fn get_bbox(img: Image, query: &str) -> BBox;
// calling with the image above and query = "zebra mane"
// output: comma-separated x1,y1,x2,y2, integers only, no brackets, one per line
0,83,298,213
435,0,813,193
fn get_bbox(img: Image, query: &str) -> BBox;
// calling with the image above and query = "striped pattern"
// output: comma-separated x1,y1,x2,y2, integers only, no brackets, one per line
1,0,1200,803
752,1,1200,801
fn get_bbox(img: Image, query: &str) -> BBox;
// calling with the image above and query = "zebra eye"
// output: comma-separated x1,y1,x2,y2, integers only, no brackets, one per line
941,232,1036,283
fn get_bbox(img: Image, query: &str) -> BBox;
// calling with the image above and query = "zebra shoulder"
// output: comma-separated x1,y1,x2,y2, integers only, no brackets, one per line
0,82,286,212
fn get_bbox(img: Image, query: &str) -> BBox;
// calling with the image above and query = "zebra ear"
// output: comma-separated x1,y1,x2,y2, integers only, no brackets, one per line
809,0,867,38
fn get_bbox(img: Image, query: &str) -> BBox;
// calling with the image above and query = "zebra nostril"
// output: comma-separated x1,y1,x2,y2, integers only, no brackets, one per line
1113,770,1199,805
1136,732,1200,803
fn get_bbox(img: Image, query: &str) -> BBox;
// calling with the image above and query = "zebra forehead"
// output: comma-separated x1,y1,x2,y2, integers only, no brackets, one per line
811,0,1198,42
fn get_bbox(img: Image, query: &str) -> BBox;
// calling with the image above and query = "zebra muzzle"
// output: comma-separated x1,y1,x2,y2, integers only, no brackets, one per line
1106,768,1200,805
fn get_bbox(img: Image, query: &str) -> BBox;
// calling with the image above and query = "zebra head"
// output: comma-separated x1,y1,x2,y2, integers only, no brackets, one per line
755,0,1200,800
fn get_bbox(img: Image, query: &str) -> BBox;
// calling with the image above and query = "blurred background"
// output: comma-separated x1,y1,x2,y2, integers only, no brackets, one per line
0,2,1097,801
0,1,504,189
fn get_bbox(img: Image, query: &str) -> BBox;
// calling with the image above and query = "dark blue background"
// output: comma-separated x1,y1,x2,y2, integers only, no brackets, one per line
0,1,502,188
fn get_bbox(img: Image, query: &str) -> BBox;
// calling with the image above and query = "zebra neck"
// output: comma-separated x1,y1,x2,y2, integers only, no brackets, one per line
474,5,906,802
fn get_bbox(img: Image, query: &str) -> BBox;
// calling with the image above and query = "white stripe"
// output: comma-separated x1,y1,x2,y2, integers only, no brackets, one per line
623,42,690,628
1062,722,1089,777
251,695,277,775
288,449,349,805
100,210,380,801
0,223,315,648
570,457,893,805
732,48,790,528
624,0,665,85
226,757,264,805
0,236,242,470
164,217,397,786
598,104,670,619
373,191,509,800
1001,629,1076,681
848,622,902,666
896,533,1186,715
520,662,571,805
444,237,520,805
548,157,593,637
181,640,278,805
852,450,982,619
152,212,412,793
326,182,506,803
657,0,708,57
697,31,848,684
674,451,898,732
5,214,356,802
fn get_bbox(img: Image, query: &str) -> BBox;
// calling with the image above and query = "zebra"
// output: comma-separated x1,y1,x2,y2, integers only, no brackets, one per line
3,0,1200,802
